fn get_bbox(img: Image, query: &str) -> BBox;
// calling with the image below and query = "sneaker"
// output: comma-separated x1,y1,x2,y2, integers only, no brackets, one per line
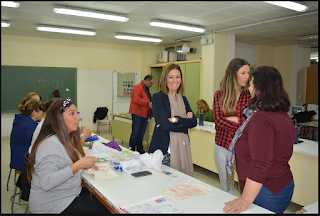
138,149,146,154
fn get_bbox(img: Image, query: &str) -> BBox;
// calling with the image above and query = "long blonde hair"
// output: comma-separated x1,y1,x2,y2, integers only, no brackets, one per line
220,58,250,116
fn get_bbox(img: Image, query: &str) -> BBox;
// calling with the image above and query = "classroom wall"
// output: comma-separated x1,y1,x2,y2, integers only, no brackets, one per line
141,45,165,78
1,35,144,137
201,33,234,109
235,42,257,66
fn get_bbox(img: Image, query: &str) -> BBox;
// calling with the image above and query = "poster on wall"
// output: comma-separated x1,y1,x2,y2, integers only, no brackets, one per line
112,71,141,114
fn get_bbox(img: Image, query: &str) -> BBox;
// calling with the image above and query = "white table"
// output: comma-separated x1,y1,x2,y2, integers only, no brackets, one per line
189,122,319,207
81,133,273,214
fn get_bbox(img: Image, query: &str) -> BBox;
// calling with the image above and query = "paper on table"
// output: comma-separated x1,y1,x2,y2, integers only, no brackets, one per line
161,183,212,202
119,195,184,214
87,161,121,184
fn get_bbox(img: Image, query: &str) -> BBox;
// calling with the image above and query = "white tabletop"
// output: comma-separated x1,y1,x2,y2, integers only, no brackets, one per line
192,122,318,157
303,201,318,214
293,139,318,157
81,133,273,214
193,120,216,134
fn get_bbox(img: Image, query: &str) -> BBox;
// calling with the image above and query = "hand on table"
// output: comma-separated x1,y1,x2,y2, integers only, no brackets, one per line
223,197,250,214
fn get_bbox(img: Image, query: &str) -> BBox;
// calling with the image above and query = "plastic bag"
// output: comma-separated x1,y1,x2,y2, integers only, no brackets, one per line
139,149,164,171
88,141,119,161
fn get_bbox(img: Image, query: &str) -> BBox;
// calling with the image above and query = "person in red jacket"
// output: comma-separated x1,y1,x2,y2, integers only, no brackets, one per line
129,75,154,154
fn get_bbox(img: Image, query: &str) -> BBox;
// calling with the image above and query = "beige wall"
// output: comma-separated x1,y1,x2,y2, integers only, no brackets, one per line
201,33,233,109
141,45,165,78
256,45,275,67
1,35,143,71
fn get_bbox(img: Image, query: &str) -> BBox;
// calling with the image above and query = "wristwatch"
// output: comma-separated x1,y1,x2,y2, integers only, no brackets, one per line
172,117,177,123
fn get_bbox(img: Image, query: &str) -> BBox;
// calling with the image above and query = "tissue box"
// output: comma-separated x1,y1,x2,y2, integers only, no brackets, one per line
307,104,318,120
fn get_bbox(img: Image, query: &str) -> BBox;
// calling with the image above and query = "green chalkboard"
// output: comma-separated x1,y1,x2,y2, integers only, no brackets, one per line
1,65,77,112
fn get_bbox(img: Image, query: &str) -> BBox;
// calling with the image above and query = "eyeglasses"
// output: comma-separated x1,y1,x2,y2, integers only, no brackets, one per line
149,80,154,85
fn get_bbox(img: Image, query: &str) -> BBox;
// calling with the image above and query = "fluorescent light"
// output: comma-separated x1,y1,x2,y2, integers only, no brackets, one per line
310,56,318,60
53,5,129,22
264,1,308,12
150,20,205,33
1,21,10,27
1,1,20,8
37,25,96,36
115,34,162,43
297,34,318,40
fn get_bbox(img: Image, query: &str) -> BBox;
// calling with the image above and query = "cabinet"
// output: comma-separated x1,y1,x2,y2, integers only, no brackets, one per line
148,60,202,113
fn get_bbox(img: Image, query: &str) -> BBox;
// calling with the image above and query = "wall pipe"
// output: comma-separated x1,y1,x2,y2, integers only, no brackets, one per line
173,10,318,42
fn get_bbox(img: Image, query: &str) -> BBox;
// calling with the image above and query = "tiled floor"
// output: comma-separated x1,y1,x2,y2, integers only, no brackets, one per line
1,130,303,214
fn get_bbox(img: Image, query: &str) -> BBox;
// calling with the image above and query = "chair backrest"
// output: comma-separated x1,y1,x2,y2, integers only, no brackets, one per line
16,152,30,201
93,107,109,123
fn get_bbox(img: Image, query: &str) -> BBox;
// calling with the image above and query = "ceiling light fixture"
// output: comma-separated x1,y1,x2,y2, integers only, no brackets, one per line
115,34,162,43
1,21,10,27
150,20,205,33
37,25,96,36
264,1,308,12
53,5,129,22
297,34,318,40
1,1,20,8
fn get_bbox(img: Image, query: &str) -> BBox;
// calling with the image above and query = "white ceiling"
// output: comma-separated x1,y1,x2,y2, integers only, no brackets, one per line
1,1,318,48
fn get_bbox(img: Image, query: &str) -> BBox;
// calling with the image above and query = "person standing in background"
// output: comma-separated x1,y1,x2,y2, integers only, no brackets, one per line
223,66,295,214
53,89,60,98
213,58,251,194
128,75,154,154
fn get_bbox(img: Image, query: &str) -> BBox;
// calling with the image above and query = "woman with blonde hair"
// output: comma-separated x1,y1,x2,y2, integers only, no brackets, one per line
27,98,109,214
10,100,43,171
213,58,251,194
20,92,40,105
148,63,197,176
195,99,214,122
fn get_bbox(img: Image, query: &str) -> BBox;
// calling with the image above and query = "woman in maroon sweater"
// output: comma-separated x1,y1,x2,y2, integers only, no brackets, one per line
223,66,295,214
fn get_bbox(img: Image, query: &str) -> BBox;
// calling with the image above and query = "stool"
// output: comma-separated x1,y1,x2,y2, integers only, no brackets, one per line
97,116,111,134
11,170,28,214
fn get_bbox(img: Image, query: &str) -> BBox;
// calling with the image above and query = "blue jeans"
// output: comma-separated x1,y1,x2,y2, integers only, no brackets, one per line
214,144,233,194
129,114,148,152
254,179,295,214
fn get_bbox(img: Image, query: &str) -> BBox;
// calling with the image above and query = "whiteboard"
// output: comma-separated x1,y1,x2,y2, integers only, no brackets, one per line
112,71,141,114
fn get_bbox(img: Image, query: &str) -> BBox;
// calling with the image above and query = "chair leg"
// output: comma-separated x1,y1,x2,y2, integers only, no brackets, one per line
25,204,29,214
11,185,18,213
7,168,12,191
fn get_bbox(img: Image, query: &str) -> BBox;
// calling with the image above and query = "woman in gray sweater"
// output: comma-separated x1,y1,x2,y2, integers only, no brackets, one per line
27,98,110,214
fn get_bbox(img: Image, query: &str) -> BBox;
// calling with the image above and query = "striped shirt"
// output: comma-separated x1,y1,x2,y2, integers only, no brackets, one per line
213,89,250,150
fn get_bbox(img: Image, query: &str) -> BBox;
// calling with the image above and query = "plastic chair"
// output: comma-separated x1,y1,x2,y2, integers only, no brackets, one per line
97,115,112,134
11,152,30,214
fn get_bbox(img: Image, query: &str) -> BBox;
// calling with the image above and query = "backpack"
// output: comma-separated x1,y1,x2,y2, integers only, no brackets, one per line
93,107,108,123
292,110,317,123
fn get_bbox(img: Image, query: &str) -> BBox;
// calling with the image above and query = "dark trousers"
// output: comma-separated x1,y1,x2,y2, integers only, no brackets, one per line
61,187,111,214
129,114,148,152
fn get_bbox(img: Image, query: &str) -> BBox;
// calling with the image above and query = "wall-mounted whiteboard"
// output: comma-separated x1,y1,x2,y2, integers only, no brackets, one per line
112,71,141,114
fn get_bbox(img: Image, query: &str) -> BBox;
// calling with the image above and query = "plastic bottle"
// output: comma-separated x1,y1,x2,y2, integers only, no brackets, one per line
78,112,82,127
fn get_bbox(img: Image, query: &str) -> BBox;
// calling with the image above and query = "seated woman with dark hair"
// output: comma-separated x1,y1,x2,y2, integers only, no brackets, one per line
10,99,43,171
27,98,110,214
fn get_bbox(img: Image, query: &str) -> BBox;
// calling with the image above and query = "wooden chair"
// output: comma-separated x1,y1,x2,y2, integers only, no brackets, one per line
97,115,111,134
